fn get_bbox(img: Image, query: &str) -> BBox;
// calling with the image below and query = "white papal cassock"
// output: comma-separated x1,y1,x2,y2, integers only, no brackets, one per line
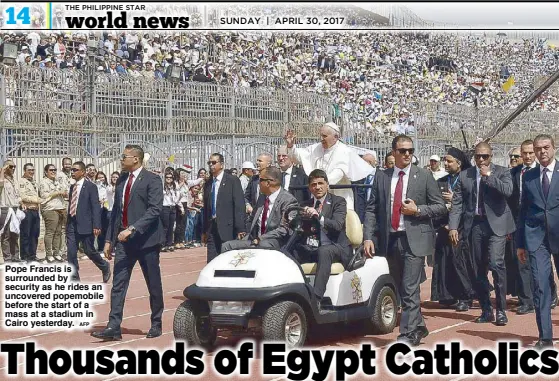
287,140,372,210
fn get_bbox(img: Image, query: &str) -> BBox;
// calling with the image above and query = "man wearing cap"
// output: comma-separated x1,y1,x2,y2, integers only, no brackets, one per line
429,155,448,180
277,145,310,204
284,122,371,210
239,161,255,193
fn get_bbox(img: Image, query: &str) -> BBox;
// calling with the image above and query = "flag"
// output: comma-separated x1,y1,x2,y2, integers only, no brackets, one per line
502,75,515,92
168,154,175,163
469,81,485,94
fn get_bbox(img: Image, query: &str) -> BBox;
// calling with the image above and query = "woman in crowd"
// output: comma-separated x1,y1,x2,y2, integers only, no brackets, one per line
95,171,109,253
185,184,203,248
174,168,190,249
161,172,184,252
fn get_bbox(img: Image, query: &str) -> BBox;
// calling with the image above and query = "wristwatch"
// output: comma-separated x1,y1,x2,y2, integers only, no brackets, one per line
414,208,421,217
127,225,136,233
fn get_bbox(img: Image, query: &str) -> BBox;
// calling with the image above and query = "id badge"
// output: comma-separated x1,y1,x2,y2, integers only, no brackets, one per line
306,237,319,247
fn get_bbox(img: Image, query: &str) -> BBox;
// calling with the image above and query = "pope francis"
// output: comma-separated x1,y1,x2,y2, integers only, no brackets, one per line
284,122,371,210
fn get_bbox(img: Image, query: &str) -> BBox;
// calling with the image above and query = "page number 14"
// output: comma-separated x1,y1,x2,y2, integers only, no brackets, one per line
5,7,31,25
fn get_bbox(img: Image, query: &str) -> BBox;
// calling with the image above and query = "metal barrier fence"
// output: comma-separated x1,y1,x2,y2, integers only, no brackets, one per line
2,64,559,177
0,65,331,178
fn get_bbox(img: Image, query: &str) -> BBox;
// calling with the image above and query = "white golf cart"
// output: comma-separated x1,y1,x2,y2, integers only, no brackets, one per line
173,207,398,348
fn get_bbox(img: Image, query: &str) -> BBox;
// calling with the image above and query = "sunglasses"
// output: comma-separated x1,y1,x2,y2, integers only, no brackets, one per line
71,168,81,172
396,148,414,155
48,168,57,172
120,154,136,160
260,178,273,182
509,154,520,159
475,154,490,160
207,160,221,166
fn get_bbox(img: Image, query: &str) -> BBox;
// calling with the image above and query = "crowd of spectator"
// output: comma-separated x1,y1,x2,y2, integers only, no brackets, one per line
2,28,558,137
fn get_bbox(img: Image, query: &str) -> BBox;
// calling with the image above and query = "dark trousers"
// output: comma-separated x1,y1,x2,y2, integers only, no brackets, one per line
529,238,559,340
471,218,507,312
292,244,343,298
386,232,426,335
174,202,188,244
513,235,557,308
20,209,40,261
206,220,230,263
108,241,164,330
160,206,176,247
66,218,109,281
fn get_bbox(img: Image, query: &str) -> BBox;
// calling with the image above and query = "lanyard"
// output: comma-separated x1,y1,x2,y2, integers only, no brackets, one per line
448,175,459,191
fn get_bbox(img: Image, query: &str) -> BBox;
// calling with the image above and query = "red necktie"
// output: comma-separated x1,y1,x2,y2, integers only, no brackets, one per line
122,173,134,228
260,197,270,235
392,171,405,231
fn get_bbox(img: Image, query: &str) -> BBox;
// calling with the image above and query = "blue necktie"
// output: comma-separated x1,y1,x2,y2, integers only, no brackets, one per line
542,168,550,200
211,178,217,218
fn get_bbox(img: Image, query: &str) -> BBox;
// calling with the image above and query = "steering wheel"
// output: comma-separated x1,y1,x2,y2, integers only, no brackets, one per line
282,205,307,232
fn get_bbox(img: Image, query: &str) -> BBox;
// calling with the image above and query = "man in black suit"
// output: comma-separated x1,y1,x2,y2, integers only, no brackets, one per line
292,169,352,308
66,161,110,283
363,134,446,346
449,142,515,326
203,153,246,262
277,145,310,204
509,140,558,315
91,145,164,341
222,167,298,251
517,134,559,349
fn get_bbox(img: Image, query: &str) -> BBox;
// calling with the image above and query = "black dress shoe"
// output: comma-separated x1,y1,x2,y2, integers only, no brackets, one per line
535,339,554,350
146,326,162,338
455,301,469,312
475,311,495,323
495,310,508,326
102,263,111,283
516,305,535,315
91,327,122,341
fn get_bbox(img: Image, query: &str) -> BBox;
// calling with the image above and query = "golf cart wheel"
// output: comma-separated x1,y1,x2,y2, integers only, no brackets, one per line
262,301,307,348
369,286,397,334
173,300,217,347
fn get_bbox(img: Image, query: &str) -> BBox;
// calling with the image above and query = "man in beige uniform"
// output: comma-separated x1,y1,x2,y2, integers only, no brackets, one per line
18,163,44,263
0,160,23,263
40,164,68,263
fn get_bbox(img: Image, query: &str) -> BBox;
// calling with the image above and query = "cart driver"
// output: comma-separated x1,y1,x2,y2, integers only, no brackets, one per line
292,169,353,310
221,167,298,252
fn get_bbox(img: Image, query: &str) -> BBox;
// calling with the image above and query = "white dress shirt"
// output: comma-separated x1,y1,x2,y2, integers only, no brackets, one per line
257,188,281,235
390,165,411,232
71,178,85,212
282,166,293,191
312,194,331,245
540,159,556,187
121,167,143,205
211,170,225,216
